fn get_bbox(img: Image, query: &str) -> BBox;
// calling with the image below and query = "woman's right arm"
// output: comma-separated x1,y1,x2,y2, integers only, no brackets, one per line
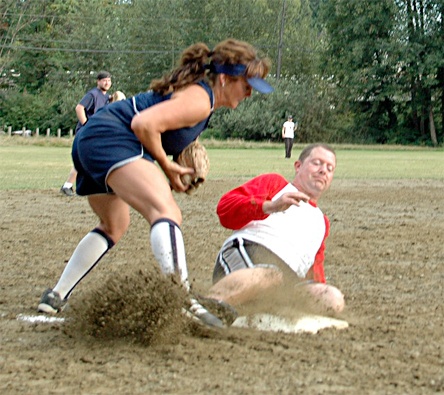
131,85,211,192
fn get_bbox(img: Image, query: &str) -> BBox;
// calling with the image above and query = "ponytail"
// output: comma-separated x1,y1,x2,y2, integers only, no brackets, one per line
150,43,212,95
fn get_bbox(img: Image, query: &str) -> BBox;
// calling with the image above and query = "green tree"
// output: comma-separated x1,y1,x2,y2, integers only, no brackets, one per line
0,0,42,89
275,0,325,79
319,0,444,145
0,0,336,142
208,77,336,143
319,0,399,143
394,0,444,145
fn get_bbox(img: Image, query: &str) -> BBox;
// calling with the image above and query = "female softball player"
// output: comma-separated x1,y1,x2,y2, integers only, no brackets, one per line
38,39,273,328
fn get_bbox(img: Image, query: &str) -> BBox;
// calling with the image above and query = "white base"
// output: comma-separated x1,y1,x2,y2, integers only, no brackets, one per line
16,314,65,324
232,313,348,334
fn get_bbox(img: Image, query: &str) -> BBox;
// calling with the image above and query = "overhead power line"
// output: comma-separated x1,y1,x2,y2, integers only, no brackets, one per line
0,42,319,55
0,44,177,54
3,11,243,24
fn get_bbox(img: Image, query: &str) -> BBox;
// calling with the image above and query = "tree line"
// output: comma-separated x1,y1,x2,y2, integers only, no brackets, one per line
1,0,443,146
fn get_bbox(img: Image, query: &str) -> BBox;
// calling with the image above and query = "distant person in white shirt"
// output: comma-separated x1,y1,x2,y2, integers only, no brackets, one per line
282,115,297,158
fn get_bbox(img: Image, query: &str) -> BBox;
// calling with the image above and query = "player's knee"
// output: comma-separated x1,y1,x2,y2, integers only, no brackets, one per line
305,283,345,315
328,286,345,313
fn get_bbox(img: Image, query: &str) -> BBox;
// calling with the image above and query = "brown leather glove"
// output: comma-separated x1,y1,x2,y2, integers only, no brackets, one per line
175,139,210,194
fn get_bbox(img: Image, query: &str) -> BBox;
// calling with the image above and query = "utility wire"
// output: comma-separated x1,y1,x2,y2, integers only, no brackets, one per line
0,44,177,54
0,42,318,54
3,11,255,24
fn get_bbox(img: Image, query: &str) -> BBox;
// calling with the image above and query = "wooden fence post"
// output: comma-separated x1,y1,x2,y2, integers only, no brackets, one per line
69,129,73,138
46,128,50,137
57,128,61,138
8,126,12,137
36,128,39,137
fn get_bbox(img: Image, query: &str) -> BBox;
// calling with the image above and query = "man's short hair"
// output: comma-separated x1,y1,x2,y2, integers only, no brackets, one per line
298,143,336,163
97,71,111,80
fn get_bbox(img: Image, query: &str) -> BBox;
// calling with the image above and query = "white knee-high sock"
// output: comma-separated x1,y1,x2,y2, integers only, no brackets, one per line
150,219,189,291
53,228,115,300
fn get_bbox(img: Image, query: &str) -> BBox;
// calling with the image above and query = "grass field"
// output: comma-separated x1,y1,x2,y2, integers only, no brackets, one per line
0,137,442,190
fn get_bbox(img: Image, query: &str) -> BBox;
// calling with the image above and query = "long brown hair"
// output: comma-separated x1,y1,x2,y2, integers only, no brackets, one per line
150,39,271,95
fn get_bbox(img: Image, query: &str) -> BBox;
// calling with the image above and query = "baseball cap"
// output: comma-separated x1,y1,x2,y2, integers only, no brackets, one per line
97,71,111,80
210,63,274,94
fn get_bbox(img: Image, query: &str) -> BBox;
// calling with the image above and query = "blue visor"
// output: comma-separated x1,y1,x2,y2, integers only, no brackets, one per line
247,77,274,94
210,63,274,94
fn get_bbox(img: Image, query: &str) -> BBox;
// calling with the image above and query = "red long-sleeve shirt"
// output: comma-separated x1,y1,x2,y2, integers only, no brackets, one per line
217,173,328,283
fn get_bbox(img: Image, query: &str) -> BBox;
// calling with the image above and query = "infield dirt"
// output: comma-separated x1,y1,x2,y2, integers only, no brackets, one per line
1,179,443,394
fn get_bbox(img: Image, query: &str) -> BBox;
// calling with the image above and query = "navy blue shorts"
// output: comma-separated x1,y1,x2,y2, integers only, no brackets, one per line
72,119,154,196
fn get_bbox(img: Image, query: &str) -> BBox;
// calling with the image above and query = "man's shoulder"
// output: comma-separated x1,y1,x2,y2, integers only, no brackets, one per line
83,87,97,94
80,88,98,100
90,87,106,96
251,173,288,190
254,172,287,181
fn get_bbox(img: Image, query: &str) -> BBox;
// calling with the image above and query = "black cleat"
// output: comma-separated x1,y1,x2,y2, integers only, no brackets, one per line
38,288,66,314
183,297,226,328
195,296,238,326
60,186,74,196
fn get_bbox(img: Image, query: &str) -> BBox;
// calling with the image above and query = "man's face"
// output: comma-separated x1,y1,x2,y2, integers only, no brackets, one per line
97,77,112,92
294,147,336,198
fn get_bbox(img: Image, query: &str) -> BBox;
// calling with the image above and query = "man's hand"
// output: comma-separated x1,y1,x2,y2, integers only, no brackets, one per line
262,191,310,214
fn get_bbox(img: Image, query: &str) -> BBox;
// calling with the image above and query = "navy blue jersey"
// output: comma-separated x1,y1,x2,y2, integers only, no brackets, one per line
72,80,214,195
75,87,110,132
